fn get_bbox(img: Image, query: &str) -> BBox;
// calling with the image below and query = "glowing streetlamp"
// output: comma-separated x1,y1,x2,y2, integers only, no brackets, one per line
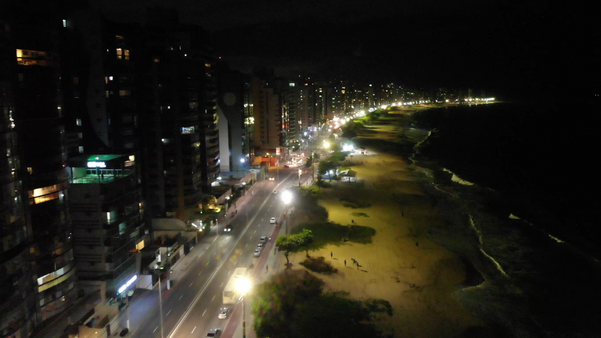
323,140,330,149
236,277,252,338
281,190,292,234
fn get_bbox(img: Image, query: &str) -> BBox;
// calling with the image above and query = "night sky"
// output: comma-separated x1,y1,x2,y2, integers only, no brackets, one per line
102,0,599,101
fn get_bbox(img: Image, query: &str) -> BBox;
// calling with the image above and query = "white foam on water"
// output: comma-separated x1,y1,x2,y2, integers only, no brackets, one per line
443,168,475,186
469,215,510,279
510,213,565,244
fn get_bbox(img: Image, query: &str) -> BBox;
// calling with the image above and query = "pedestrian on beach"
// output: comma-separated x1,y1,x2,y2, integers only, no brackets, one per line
401,210,404,217
416,242,419,247
352,219,354,223
344,260,347,266
331,251,333,258
351,258,356,264
266,265,269,272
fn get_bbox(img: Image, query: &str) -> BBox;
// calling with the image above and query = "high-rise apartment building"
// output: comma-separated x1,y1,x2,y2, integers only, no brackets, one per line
251,77,281,153
1,2,76,332
217,68,253,172
140,9,219,219
60,7,145,298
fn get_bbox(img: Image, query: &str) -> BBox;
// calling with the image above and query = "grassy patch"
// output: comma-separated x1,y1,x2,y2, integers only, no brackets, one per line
300,256,338,275
292,223,376,248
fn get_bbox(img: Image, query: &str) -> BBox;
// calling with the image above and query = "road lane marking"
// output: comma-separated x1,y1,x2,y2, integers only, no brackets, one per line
220,282,224,287
202,309,207,317
212,295,215,301
189,282,193,287
198,271,201,275
179,295,183,300
153,326,159,333
254,230,256,234
167,309,172,317
192,326,196,334
245,243,248,248
167,191,275,338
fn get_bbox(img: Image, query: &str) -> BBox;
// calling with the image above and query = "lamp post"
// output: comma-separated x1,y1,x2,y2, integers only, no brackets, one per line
236,277,251,338
298,168,302,186
281,190,292,234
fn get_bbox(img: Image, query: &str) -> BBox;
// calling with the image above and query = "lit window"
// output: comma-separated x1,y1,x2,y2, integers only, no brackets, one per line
76,119,82,126
154,58,160,63
79,146,84,153
27,167,33,175
119,90,131,97
124,49,130,60
78,133,83,139
116,48,122,59
116,35,124,40
16,49,52,66
109,76,114,81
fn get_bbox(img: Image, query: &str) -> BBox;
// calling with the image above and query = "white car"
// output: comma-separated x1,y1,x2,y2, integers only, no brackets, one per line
218,307,230,319
270,217,276,224
273,190,278,194
259,236,269,243
254,248,262,257
257,242,264,248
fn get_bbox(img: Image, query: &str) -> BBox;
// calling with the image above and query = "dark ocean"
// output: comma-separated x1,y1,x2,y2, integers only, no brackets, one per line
356,101,601,338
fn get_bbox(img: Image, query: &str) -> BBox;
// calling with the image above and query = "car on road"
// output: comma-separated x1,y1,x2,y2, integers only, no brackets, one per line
207,329,222,338
254,248,262,257
283,165,290,168
259,236,269,243
270,217,276,224
269,177,275,181
218,307,230,319
257,242,264,248
273,190,278,194
224,225,232,232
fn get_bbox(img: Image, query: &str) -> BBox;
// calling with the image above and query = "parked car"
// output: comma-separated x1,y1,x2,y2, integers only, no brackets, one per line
257,242,264,248
218,307,230,319
270,217,276,224
259,236,269,243
254,248,262,257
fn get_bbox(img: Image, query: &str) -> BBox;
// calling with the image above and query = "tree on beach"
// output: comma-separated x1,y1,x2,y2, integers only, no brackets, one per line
276,235,302,265
297,229,314,257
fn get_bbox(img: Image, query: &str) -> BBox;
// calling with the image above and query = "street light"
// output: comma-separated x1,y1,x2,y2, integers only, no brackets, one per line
298,169,302,186
281,190,292,234
236,277,251,338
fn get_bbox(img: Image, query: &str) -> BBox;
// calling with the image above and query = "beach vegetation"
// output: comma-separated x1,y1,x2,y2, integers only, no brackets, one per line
292,222,376,248
300,256,338,274
251,270,390,338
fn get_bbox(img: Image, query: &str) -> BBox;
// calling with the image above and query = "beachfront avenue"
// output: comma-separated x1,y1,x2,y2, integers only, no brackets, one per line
124,169,296,338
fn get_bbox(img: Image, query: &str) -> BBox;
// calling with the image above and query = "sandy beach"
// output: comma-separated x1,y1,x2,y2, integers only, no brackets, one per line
278,120,499,338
